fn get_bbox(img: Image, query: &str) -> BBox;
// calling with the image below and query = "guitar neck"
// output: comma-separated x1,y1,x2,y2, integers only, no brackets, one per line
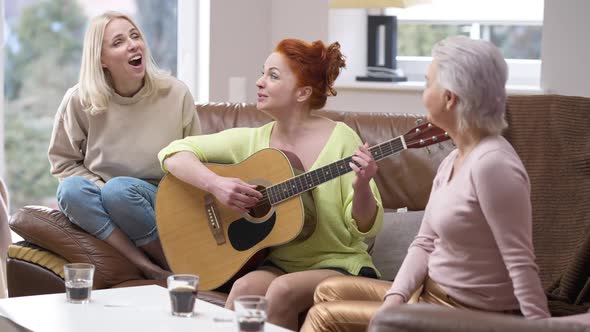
266,135,407,205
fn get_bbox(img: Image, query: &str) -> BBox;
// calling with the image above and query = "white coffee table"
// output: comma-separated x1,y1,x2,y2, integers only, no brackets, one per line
0,285,292,332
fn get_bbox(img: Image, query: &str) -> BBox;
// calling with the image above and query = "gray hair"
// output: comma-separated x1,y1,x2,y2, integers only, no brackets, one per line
432,35,508,135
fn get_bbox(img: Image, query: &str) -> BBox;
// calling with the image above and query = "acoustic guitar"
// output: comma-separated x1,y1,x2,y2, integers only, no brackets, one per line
155,122,450,290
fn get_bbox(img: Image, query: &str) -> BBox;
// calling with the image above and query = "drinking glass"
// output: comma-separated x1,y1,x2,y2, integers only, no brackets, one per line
234,295,267,332
64,263,95,304
167,274,199,317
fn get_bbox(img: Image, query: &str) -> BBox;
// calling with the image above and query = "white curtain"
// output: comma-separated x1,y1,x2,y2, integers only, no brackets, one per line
0,178,10,298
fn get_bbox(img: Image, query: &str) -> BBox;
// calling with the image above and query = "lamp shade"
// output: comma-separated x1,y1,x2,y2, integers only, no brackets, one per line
329,0,430,8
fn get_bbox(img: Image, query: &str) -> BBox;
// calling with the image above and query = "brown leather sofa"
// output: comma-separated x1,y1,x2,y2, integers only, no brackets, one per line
7,101,451,306
368,304,590,332
8,95,590,331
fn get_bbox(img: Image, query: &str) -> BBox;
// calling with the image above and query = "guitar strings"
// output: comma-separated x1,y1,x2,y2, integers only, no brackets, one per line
247,123,442,210
249,135,406,209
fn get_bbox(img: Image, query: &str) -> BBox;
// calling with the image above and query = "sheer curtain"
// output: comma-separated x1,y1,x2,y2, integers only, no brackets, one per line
0,178,10,298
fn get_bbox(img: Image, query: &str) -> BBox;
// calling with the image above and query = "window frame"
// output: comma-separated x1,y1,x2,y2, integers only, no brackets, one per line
395,19,543,87
177,0,209,103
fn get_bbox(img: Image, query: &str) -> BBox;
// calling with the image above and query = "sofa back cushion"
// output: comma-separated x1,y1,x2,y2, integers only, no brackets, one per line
504,95,590,289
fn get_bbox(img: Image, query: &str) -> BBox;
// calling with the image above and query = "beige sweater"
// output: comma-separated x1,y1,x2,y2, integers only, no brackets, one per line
48,77,200,187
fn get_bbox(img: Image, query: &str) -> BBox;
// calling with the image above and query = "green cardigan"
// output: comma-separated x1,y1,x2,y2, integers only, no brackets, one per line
158,121,384,276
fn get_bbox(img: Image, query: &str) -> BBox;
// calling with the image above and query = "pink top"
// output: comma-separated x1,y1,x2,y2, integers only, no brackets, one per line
386,135,550,319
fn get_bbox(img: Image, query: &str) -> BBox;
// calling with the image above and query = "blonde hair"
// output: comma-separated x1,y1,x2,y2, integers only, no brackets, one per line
78,11,169,114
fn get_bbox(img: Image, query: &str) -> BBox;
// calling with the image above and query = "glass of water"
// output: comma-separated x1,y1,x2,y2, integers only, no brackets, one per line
234,295,267,332
64,263,95,304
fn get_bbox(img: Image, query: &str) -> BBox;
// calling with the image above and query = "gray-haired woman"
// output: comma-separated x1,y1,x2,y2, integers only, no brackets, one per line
302,35,550,332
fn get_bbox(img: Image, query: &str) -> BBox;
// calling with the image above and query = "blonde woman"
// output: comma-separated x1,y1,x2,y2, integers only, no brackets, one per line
48,11,200,280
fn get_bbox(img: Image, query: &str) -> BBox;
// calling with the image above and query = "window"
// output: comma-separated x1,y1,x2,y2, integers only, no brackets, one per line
389,0,543,85
329,0,544,87
3,0,178,213
396,24,542,59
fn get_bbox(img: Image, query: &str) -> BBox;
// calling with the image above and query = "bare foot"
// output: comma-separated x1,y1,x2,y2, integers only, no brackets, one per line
141,263,173,280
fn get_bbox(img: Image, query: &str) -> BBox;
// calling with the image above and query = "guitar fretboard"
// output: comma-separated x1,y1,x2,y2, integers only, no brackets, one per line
265,135,406,205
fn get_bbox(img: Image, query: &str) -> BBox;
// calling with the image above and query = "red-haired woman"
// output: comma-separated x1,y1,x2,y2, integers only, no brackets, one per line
158,39,384,330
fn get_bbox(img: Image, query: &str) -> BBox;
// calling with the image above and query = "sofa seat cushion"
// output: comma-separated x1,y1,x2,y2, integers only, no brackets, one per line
371,210,423,281
8,243,68,278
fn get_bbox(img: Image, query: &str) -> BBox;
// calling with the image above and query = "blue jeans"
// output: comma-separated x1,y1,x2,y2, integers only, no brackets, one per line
57,176,159,246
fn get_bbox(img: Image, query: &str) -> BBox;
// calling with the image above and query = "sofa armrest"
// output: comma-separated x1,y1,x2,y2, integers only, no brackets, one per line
9,206,143,288
368,304,590,332
7,243,68,297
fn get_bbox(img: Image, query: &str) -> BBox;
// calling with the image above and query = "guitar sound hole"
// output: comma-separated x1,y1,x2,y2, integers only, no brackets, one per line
248,185,271,218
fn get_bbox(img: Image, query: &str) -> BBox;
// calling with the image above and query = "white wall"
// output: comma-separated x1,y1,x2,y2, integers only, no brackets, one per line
209,0,329,103
208,0,590,112
327,86,424,113
270,0,329,48
329,84,427,113
209,0,270,103
541,0,590,97
328,9,367,85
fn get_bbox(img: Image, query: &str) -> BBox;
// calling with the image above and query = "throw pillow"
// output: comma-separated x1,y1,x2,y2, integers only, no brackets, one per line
371,210,424,281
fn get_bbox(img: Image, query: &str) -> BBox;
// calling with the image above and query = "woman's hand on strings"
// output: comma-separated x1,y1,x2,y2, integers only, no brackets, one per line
210,176,262,214
350,143,378,191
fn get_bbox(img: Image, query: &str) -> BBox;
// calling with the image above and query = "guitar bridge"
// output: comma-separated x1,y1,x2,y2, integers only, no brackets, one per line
204,194,226,245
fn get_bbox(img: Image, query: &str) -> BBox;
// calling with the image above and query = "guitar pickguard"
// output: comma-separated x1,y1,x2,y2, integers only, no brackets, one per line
228,212,276,251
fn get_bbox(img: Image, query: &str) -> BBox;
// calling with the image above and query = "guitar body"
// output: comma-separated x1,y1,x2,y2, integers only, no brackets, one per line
155,148,304,290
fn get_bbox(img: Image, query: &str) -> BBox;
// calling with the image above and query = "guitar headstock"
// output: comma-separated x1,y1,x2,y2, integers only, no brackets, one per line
404,122,451,149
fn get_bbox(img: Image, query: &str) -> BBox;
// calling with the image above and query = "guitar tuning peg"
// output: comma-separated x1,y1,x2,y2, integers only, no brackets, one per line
415,118,424,125
425,147,431,154
438,143,445,150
